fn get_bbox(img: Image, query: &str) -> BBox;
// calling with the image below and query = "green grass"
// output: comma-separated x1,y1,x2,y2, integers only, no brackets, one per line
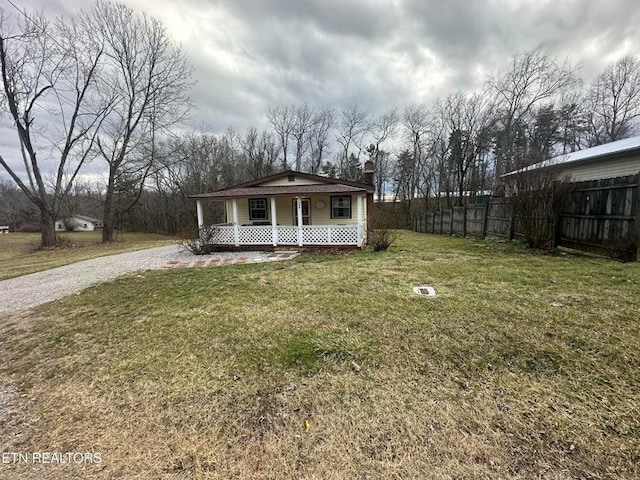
0,231,638,479
0,231,177,280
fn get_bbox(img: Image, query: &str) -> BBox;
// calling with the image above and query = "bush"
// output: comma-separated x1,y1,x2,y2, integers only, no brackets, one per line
369,212,399,251
180,225,220,255
506,169,567,250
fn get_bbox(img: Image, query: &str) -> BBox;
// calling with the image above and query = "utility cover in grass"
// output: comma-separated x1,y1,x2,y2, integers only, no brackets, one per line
413,285,436,297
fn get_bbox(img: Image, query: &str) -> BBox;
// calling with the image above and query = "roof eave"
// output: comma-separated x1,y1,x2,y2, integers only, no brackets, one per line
501,144,640,179
214,170,372,192
189,187,370,201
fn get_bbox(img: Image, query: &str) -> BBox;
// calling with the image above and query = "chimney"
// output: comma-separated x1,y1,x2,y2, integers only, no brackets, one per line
363,160,374,185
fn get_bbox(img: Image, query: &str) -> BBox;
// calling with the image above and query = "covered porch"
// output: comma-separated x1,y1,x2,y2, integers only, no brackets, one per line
200,221,362,247
194,192,367,248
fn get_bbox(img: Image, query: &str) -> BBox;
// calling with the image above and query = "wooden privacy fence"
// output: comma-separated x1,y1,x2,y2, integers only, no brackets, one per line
415,201,516,239
412,174,640,261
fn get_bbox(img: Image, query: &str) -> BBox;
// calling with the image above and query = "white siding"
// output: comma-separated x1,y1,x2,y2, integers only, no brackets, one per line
55,217,96,232
564,155,640,182
306,194,366,226
225,201,233,223
225,194,367,227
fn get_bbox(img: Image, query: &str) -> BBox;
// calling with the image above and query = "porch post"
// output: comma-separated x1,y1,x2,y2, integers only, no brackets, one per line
232,198,240,246
296,196,303,246
196,200,204,230
270,197,278,246
356,195,363,247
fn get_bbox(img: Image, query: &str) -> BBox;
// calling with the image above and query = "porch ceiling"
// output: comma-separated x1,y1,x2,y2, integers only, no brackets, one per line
190,184,368,201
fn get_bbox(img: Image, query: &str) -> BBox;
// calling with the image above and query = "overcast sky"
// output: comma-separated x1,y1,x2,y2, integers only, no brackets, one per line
2,0,640,183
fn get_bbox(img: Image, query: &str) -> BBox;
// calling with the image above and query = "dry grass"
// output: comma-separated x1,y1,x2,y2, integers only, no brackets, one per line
0,231,639,479
0,232,177,280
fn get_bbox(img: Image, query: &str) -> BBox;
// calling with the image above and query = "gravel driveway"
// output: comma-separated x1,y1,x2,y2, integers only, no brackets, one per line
0,245,285,316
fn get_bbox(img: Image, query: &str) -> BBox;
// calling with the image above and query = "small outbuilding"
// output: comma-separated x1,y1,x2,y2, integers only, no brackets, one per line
55,215,103,232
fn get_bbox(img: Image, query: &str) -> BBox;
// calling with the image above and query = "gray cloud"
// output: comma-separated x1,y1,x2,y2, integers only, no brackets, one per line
2,0,640,183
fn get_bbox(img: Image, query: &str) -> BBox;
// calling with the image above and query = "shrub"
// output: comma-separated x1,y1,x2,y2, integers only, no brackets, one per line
506,169,568,250
180,225,220,255
369,211,399,252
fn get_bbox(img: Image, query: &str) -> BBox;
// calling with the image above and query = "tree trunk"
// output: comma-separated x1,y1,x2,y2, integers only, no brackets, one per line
40,207,57,248
102,174,117,242
457,177,465,207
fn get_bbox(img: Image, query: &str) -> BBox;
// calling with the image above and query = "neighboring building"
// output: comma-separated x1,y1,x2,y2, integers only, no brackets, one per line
501,136,640,182
55,215,103,232
190,163,375,248
0,226,9,234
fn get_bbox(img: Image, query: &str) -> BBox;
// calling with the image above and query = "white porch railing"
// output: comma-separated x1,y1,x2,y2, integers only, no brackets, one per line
202,224,362,247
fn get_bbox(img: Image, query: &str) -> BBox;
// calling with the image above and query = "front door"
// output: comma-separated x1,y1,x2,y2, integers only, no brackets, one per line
293,199,311,225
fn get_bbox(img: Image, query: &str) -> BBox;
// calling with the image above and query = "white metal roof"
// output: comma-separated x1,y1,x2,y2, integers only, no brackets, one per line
501,136,640,178
55,215,102,223
72,215,102,223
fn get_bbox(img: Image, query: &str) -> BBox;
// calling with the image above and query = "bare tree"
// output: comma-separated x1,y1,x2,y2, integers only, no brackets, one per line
391,149,415,223
586,55,640,146
240,127,280,179
267,104,295,170
308,107,334,174
214,127,246,187
488,47,578,176
368,147,392,202
0,177,39,230
419,121,448,211
290,103,314,171
138,133,236,235
153,130,248,234
403,103,431,205
431,131,453,209
0,8,107,247
368,109,399,201
335,103,368,179
84,0,192,242
439,91,495,205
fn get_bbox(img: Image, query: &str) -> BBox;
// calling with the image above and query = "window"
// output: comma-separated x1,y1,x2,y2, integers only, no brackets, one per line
249,198,268,220
331,196,351,219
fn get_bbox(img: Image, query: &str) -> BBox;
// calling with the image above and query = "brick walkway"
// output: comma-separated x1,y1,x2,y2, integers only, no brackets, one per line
162,251,299,269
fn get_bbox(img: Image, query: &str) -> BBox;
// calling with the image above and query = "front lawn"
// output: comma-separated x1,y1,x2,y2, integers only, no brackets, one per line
0,232,638,479
0,232,177,280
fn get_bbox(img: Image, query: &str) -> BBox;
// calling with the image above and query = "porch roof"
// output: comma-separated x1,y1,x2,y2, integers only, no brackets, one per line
190,183,367,201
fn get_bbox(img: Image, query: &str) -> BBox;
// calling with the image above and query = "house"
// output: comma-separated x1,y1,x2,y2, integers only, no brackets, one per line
190,161,375,249
501,136,640,182
55,215,103,232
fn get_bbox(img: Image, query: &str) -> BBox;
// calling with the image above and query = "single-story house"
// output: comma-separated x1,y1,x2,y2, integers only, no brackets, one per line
190,162,375,248
55,215,103,232
501,136,640,182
